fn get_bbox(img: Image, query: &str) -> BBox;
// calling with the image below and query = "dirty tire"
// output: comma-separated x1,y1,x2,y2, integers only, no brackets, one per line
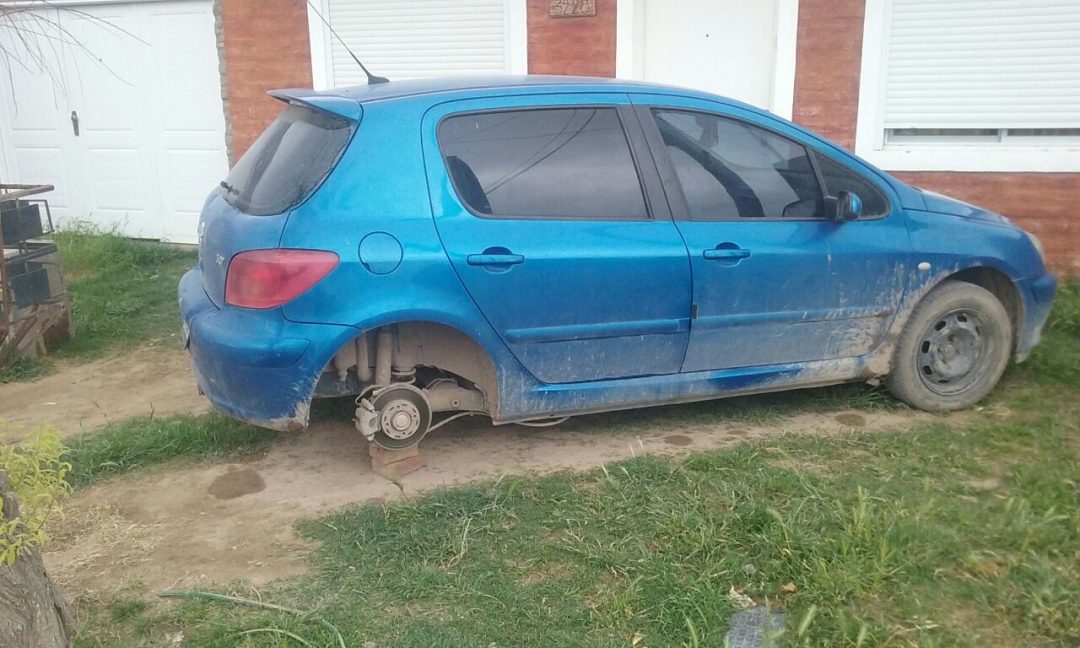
887,280,1012,412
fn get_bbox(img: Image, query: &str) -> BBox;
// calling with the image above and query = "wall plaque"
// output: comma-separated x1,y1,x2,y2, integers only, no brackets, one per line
550,0,596,18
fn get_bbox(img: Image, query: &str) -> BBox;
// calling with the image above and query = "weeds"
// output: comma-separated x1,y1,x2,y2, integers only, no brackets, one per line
0,356,51,383
2,227,196,384
1047,279,1080,336
65,413,275,488
53,225,195,360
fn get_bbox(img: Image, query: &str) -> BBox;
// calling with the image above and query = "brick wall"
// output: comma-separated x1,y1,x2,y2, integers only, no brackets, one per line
791,0,866,150
219,0,312,162
527,0,616,76
895,173,1079,274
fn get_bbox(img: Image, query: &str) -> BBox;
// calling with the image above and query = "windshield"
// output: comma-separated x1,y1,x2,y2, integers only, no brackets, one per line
220,105,354,216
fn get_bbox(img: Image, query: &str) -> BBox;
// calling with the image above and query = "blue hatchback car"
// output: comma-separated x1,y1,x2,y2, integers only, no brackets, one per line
179,76,1056,449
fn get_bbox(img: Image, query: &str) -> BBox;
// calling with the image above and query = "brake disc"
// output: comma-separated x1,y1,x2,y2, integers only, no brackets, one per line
361,383,433,450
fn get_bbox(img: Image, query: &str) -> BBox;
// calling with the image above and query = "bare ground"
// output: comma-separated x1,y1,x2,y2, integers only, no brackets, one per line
1,346,939,597
43,402,934,597
0,347,209,438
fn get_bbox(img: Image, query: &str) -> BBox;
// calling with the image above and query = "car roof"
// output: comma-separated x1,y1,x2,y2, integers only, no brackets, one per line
338,75,678,101
277,75,733,106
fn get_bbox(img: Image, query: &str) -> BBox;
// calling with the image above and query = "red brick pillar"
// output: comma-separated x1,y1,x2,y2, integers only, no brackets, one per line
218,0,313,162
791,0,867,150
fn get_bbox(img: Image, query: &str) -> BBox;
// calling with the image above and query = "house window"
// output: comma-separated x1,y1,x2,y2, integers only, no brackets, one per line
307,0,528,88
855,0,1080,172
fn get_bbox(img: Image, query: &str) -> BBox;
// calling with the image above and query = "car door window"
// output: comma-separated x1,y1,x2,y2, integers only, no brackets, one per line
438,108,648,220
812,151,890,218
653,109,822,220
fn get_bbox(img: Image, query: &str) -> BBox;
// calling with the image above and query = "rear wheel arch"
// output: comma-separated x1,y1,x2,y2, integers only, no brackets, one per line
394,320,500,411
325,318,501,417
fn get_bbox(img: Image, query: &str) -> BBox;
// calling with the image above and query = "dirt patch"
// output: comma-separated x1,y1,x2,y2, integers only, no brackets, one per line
207,469,266,500
0,346,208,438
44,405,936,596
45,502,158,593
834,412,867,427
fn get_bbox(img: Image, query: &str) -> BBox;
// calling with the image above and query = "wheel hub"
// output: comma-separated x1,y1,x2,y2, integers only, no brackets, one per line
355,383,433,450
917,309,990,395
381,400,422,440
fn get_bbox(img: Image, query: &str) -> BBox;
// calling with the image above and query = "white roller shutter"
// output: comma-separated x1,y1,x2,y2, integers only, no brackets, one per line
882,0,1080,129
327,0,509,86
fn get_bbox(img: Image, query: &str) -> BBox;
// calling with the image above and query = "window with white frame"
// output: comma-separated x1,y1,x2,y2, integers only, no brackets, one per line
855,0,1080,172
307,0,527,90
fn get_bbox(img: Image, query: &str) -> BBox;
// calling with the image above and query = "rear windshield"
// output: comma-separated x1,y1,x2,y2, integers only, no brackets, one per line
220,105,354,216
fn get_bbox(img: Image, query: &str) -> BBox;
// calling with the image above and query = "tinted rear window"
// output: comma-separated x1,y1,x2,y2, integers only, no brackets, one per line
437,108,648,220
220,105,353,216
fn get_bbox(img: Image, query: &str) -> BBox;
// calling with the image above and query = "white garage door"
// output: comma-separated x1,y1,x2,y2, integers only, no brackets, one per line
316,0,525,87
0,0,228,244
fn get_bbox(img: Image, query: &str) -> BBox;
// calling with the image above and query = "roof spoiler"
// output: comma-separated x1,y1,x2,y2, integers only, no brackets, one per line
268,89,362,122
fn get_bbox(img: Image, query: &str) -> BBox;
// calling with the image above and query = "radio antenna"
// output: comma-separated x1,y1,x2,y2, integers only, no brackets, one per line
306,0,389,85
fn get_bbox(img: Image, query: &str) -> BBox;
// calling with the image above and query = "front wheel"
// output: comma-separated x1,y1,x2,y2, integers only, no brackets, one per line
886,280,1012,412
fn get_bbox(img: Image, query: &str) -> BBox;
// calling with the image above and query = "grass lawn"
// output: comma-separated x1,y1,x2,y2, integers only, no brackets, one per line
1,228,196,382
63,413,275,489
70,283,1080,647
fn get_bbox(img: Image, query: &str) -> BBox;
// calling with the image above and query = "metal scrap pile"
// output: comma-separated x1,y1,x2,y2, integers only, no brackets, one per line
0,184,73,369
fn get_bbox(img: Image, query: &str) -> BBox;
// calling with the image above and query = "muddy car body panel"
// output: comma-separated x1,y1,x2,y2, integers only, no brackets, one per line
179,76,1056,433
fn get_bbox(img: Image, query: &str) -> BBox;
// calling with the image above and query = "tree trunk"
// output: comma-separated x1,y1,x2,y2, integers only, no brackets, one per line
0,474,73,648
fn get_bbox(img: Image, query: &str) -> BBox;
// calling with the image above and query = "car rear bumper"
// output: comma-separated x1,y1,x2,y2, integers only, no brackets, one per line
1016,271,1057,361
179,268,355,430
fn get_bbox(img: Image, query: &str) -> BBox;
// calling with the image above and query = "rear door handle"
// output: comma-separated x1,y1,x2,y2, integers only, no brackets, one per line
703,248,751,261
467,249,524,271
467,254,524,266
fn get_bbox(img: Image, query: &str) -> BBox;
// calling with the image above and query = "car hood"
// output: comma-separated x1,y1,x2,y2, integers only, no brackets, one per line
919,189,1014,226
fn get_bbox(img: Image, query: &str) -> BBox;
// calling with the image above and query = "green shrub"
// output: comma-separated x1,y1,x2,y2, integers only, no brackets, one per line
0,423,71,565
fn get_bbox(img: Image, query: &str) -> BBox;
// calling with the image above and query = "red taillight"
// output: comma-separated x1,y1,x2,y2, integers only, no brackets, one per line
224,249,339,309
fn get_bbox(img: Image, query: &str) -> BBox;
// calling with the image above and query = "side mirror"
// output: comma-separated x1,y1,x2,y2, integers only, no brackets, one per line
834,191,863,222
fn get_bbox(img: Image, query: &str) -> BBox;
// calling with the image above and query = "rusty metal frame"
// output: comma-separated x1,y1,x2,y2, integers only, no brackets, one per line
0,183,56,365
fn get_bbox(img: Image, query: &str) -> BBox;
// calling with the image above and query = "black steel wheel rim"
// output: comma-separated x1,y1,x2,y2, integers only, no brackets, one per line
915,308,994,396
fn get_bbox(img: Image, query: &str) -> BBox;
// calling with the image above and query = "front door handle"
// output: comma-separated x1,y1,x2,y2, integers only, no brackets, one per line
467,247,524,272
703,247,751,261
71,110,80,137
